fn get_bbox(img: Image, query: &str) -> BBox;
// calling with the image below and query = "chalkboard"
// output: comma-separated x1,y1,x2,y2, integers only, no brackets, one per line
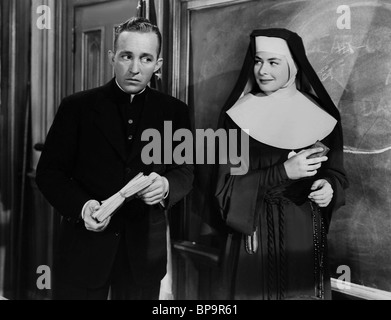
295,1,391,293
187,0,391,293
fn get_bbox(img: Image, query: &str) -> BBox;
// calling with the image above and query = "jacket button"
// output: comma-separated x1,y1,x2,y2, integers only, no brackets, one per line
128,135,133,140
128,119,133,125
115,232,120,237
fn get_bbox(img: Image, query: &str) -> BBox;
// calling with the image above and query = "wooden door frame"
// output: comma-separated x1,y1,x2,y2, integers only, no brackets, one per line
65,0,129,97
169,0,252,102
65,0,114,103
31,0,69,170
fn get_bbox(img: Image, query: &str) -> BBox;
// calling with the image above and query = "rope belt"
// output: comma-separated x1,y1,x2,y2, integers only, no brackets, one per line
259,195,326,300
264,195,290,300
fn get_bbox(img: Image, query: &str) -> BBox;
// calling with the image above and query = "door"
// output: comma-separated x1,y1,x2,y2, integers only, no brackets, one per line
74,0,139,92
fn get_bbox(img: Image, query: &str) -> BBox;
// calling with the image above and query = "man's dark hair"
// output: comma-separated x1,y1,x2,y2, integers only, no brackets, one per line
113,17,162,56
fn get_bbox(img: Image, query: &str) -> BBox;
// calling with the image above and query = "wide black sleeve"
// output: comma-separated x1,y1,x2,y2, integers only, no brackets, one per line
214,117,288,235
319,121,349,231
163,102,194,210
35,97,91,220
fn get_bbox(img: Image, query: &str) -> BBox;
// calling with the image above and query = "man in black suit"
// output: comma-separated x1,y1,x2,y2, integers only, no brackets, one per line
36,17,194,300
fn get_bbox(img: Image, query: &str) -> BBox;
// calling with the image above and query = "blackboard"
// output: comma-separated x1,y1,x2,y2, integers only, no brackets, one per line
187,0,391,293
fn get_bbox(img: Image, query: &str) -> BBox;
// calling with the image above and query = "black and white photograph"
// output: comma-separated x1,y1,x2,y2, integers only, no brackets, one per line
1,0,391,307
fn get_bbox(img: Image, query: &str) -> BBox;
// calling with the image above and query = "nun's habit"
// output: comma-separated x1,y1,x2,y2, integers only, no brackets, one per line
215,29,348,300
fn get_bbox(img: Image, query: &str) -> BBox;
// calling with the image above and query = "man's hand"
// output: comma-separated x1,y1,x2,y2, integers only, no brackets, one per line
82,200,111,232
308,179,334,207
284,148,328,180
137,172,169,206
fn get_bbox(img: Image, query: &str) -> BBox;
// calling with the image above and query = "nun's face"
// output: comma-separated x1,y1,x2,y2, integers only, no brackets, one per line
254,51,290,94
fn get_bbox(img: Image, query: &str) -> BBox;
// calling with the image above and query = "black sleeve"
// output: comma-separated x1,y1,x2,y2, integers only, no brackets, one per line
214,117,288,235
319,121,349,232
163,101,195,209
35,97,91,220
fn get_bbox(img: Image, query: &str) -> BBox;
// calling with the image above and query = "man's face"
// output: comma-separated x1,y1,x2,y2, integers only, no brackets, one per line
253,51,290,95
109,31,162,94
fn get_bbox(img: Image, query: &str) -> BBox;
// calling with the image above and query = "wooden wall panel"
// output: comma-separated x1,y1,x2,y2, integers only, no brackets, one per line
0,0,31,300
82,29,104,90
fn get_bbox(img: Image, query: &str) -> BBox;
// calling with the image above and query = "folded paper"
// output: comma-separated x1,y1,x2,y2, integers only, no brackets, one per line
92,173,154,222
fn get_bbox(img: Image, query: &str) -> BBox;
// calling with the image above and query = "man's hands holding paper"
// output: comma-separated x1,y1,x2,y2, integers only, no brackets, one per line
82,199,111,232
137,172,169,206
82,172,169,230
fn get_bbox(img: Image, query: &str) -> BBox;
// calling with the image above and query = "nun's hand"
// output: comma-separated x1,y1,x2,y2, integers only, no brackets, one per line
308,179,333,207
284,148,328,180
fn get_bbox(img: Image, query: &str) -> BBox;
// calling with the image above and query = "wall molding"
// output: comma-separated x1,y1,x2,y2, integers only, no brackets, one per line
331,278,391,300
31,0,68,170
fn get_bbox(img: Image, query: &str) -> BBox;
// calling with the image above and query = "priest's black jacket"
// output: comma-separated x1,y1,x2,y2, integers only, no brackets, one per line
36,78,194,289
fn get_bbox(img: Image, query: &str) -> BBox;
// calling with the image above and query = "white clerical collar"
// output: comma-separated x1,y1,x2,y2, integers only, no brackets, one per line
115,79,146,102
227,85,337,150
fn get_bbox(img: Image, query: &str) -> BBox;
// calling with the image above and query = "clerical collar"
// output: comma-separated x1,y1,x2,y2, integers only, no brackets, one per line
115,79,146,103
227,88,337,149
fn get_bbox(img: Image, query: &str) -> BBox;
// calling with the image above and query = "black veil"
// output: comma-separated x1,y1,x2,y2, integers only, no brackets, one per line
217,28,341,130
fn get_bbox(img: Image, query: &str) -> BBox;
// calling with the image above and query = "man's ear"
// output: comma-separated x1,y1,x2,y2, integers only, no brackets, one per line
108,50,116,65
154,57,163,73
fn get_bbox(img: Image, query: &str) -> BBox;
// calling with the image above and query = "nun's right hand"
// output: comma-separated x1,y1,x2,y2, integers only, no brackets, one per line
284,148,328,180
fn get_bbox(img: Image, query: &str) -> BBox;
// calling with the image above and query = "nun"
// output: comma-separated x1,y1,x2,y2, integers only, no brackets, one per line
215,29,349,300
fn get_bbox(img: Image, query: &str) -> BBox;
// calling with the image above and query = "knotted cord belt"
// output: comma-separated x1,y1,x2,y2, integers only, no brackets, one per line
264,194,289,300
262,195,326,300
